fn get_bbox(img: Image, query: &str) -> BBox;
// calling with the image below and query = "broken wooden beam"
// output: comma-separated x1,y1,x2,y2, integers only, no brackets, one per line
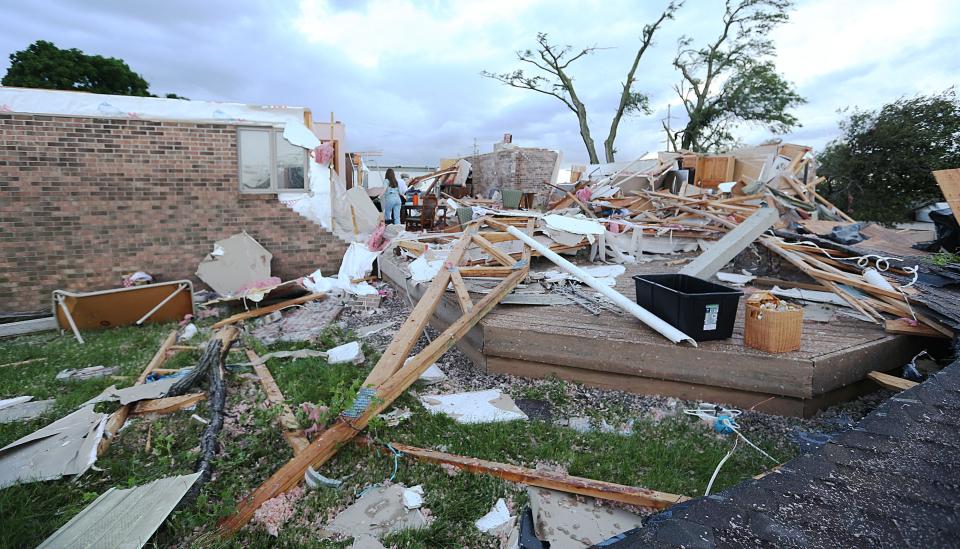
247,349,310,455
867,371,918,391
131,393,206,416
211,293,326,329
356,438,688,510
679,207,779,279
99,329,178,456
218,223,530,536
884,319,952,339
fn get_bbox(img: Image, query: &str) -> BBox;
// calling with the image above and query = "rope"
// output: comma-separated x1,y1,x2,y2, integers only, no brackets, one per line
355,442,404,498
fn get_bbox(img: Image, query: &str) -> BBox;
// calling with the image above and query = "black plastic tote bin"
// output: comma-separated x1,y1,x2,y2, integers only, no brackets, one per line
633,274,743,341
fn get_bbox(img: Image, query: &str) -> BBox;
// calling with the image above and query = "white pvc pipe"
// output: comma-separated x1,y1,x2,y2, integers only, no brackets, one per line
504,225,697,346
136,283,187,325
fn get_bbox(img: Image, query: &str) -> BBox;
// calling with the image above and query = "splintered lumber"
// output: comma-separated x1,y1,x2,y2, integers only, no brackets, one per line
497,221,696,346
357,438,688,510
458,266,516,277
247,349,309,455
679,207,779,279
0,357,47,369
98,330,179,456
885,319,952,339
867,371,918,391
131,393,206,416
211,293,326,329
933,169,960,224
218,222,530,536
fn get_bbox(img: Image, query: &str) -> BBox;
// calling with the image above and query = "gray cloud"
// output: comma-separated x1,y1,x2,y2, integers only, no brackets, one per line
1,0,957,166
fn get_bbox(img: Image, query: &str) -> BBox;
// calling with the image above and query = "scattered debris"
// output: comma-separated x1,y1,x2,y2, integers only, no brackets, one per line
56,365,119,381
84,377,179,407
357,321,394,338
326,341,365,364
250,298,344,344
304,466,343,490
378,407,412,427
420,389,528,424
36,473,201,549
418,363,447,384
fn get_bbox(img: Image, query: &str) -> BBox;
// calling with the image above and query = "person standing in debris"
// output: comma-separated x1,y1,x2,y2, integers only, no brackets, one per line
399,173,410,195
382,168,403,225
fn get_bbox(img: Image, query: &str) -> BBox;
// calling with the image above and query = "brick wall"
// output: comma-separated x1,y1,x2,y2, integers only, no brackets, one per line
0,114,348,314
469,146,559,204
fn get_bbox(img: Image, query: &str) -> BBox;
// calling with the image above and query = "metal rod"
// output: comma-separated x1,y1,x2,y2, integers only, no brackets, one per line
136,283,188,325
56,294,85,344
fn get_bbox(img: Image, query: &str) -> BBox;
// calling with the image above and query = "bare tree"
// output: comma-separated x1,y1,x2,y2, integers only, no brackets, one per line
482,2,681,164
669,0,804,152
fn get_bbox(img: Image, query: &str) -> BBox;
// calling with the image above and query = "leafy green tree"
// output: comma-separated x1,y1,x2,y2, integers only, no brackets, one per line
482,2,682,163
2,40,151,96
818,89,960,223
668,0,804,152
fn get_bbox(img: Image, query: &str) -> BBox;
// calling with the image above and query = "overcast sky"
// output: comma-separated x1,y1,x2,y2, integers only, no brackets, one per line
1,0,957,167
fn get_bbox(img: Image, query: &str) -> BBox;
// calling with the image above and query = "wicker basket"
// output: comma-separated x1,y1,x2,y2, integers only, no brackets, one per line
744,292,803,353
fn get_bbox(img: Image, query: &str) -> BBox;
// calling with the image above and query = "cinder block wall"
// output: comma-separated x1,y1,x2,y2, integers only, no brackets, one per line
469,147,559,203
0,114,348,314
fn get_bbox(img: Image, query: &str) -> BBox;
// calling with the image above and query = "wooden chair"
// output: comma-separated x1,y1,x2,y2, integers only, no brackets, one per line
405,195,439,231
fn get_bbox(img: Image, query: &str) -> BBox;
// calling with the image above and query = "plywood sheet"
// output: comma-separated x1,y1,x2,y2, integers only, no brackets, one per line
933,168,960,223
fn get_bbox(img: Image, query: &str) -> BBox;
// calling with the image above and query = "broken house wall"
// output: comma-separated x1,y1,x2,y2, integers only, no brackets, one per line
0,113,349,313
467,146,560,203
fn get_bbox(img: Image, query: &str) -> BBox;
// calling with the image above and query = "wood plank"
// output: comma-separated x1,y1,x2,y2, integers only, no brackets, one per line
884,318,951,339
679,208,779,279
867,371,918,391
211,293,326,329
131,393,206,416
458,266,515,277
356,438,688,510
247,349,309,455
933,168,960,224
364,224,478,387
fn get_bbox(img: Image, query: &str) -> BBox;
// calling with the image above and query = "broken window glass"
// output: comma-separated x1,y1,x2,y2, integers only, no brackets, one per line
275,132,306,190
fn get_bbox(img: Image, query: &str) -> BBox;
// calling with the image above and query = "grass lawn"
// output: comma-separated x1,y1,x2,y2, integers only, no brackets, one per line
0,321,796,548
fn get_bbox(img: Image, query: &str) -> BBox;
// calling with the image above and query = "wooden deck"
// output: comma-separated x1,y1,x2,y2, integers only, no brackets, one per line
381,253,925,417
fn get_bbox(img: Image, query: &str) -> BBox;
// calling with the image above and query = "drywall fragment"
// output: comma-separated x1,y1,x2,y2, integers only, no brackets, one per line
326,341,364,365
0,405,107,489
528,487,644,549
196,232,272,297
351,534,388,549
402,485,424,510
716,272,755,286
324,484,427,538
357,321,394,337
418,363,447,384
38,472,201,549
0,397,55,424
679,207,778,279
544,215,604,244
476,498,515,534
420,389,528,424
409,255,446,283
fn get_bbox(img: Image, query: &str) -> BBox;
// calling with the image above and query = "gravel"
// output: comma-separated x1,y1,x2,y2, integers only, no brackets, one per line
338,283,896,448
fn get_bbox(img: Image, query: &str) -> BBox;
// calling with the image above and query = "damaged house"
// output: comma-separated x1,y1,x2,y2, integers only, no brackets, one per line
0,87,350,316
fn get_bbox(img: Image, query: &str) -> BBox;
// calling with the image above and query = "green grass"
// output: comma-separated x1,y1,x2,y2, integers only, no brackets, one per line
0,322,796,548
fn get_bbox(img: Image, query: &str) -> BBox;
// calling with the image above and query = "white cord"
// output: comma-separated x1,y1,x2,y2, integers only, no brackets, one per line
705,437,738,496
792,240,919,287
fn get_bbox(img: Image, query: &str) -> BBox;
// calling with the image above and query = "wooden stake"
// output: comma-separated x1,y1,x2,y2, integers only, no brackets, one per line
868,371,918,391
247,349,310,455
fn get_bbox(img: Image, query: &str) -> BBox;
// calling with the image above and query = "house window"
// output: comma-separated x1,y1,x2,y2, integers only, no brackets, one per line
238,127,308,193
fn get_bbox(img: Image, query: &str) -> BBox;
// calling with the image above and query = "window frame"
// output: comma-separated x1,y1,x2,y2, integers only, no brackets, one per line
237,125,310,194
